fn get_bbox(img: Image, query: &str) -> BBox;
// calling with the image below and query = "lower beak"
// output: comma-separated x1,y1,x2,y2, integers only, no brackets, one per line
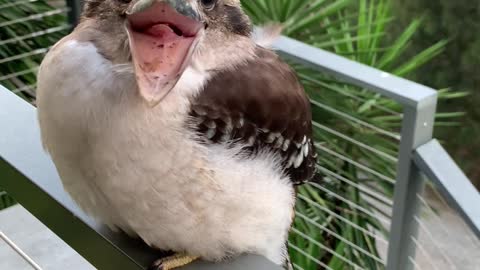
126,0,203,107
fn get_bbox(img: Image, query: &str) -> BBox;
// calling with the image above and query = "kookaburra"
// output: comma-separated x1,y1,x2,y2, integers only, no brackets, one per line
36,0,317,269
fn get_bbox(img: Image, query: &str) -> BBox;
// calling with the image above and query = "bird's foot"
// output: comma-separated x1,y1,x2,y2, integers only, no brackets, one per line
149,253,199,270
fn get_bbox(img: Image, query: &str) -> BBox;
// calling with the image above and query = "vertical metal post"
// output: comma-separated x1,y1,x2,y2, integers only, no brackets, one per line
386,94,437,270
66,0,83,28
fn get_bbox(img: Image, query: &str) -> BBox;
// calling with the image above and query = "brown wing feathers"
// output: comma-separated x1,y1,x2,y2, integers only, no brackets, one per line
189,47,316,185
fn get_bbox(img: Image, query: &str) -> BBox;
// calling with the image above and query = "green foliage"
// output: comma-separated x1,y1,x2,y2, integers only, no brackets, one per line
0,0,68,101
390,0,480,189
0,191,15,209
390,0,479,90
242,0,463,269
0,0,68,209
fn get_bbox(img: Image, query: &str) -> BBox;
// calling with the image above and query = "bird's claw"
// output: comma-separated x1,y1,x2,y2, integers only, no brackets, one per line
149,254,199,270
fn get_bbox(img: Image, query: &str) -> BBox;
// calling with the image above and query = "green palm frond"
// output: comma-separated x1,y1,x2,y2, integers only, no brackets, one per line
241,0,464,269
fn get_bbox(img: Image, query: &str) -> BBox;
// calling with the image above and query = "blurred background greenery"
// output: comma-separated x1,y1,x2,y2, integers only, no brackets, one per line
391,0,480,189
0,0,478,269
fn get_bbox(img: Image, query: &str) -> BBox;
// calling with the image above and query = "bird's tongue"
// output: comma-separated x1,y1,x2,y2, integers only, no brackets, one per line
128,23,197,106
144,24,180,41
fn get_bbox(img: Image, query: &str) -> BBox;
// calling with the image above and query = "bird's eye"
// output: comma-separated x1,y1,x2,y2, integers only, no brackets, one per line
200,0,217,10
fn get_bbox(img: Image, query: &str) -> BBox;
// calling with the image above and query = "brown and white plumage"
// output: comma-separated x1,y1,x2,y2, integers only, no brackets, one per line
190,46,316,184
36,0,317,269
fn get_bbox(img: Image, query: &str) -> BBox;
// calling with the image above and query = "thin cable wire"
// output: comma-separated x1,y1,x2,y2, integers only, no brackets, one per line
414,216,457,269
359,194,393,222
0,0,38,11
300,74,402,116
297,194,389,243
312,121,398,163
288,242,334,270
317,165,393,207
408,256,423,270
0,8,68,28
0,67,39,82
361,181,393,198
291,227,365,270
431,187,480,250
417,195,457,248
0,47,50,65
306,181,391,224
292,263,305,270
410,236,440,270
12,84,36,94
0,231,43,270
0,25,70,46
48,0,66,5
311,99,401,140
297,193,388,243
295,211,386,265
315,143,396,185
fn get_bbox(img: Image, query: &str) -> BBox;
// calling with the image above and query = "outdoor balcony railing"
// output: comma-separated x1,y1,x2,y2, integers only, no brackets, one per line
0,1,479,270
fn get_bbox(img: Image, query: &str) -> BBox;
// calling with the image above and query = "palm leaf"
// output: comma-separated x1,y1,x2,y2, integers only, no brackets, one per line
241,0,463,269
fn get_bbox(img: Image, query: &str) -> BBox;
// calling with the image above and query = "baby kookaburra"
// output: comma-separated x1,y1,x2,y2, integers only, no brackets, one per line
36,0,317,269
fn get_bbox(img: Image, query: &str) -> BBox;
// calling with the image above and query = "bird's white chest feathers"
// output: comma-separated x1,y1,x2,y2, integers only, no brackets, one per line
36,40,295,265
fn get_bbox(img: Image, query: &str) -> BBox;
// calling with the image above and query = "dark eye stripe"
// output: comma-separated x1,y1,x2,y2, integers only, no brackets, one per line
223,5,251,36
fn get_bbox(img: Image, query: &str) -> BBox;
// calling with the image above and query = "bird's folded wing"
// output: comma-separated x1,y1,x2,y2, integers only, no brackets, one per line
188,46,317,185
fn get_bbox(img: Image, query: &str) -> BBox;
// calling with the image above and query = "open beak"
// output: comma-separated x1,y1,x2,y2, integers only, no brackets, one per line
126,0,203,106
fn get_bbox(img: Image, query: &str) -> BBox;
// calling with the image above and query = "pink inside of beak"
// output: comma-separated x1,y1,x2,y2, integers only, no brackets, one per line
127,2,202,106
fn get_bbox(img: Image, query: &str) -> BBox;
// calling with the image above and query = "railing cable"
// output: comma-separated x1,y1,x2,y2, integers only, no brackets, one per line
291,227,365,270
0,25,70,47
297,194,389,243
0,0,38,11
288,242,334,270
292,263,305,270
313,121,398,163
0,47,51,65
295,212,386,265
414,215,457,269
0,231,43,270
0,8,68,28
0,67,39,82
315,143,396,185
311,99,400,140
317,166,393,206
307,181,391,224
410,236,440,270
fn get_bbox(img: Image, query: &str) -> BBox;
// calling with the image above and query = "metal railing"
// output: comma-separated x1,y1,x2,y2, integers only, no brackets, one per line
0,1,479,270
274,36,480,270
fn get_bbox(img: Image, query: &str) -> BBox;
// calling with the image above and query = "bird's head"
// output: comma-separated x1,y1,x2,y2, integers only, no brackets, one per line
82,0,253,106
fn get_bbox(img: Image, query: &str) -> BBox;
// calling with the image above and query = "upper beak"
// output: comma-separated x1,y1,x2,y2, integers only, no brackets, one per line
127,0,201,22
124,0,203,106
